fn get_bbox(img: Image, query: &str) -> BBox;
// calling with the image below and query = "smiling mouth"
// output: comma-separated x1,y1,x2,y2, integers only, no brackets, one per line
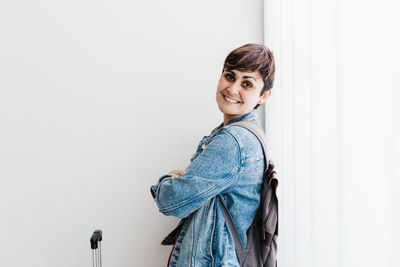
223,95,241,104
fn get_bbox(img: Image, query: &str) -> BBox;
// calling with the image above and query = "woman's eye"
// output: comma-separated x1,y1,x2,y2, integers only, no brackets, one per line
243,81,252,88
225,74,234,81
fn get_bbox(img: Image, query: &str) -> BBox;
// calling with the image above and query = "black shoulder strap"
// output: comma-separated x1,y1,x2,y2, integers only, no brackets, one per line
217,195,245,251
217,120,271,253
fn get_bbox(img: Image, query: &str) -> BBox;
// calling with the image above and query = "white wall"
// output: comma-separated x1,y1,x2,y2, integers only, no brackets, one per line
0,0,264,266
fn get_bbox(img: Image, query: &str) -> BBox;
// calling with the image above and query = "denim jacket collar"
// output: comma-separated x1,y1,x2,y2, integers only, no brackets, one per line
213,109,260,135
225,109,259,126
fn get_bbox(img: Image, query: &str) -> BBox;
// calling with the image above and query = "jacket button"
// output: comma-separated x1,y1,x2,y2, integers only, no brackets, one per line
201,144,206,150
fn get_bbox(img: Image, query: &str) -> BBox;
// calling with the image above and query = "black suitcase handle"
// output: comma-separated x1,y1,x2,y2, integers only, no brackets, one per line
90,230,103,249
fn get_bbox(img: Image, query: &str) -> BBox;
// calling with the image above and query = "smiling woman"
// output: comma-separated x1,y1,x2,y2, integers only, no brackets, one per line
151,43,276,267
217,68,270,124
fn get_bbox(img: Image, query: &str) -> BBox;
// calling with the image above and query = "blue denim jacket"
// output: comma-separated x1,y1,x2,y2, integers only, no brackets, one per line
151,110,264,267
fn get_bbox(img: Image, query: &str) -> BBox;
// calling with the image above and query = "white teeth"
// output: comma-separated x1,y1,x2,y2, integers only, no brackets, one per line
224,96,240,103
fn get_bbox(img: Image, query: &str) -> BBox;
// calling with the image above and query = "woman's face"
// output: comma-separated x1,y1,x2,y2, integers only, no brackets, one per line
216,69,271,124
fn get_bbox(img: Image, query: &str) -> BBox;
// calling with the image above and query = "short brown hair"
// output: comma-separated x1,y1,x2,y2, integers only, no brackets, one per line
222,43,275,109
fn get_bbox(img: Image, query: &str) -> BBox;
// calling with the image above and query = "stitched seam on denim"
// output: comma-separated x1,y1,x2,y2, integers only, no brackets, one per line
224,126,255,164
210,199,216,265
223,127,258,193
170,220,186,266
211,129,242,194
223,127,244,156
190,217,195,267
242,155,264,164
159,164,240,213
225,123,265,163
220,128,243,169
225,165,243,193
194,201,208,266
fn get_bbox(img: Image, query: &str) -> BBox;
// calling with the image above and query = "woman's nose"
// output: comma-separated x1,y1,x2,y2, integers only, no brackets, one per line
227,82,240,95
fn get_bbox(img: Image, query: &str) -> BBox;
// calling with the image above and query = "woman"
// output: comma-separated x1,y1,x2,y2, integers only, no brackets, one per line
151,43,275,266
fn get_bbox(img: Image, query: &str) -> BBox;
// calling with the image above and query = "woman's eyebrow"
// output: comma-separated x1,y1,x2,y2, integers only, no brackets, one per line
226,70,256,81
242,75,256,81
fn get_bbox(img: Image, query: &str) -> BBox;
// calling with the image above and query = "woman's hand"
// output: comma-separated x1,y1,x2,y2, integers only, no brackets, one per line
168,169,186,178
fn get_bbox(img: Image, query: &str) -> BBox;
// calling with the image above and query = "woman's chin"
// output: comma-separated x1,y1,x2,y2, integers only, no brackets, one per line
217,104,232,114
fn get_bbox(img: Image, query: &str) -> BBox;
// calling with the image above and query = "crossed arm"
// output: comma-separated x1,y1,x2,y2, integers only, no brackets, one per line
151,130,241,218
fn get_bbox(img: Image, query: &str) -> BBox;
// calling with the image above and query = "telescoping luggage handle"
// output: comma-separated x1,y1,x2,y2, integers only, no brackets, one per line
90,230,103,267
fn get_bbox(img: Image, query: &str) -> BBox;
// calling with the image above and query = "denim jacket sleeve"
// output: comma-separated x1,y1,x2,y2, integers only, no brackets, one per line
152,129,241,218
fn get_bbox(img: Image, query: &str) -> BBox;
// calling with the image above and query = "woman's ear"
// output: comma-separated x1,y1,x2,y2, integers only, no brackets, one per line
258,90,272,104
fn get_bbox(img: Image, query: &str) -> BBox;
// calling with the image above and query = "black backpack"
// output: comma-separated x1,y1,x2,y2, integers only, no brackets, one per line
218,120,279,267
160,121,279,267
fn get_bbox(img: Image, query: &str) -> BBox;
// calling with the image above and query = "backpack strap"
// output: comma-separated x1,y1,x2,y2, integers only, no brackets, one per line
217,120,273,253
217,195,245,251
230,121,278,194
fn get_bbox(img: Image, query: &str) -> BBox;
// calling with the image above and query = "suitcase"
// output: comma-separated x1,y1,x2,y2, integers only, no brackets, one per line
90,230,103,267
